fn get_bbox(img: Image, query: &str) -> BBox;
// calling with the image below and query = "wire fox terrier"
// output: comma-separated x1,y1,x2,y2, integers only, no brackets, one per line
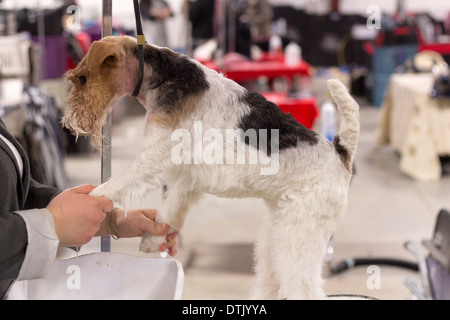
62,35,360,299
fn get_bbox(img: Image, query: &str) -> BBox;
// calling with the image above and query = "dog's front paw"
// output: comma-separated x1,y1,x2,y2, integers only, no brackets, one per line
89,180,129,209
139,233,167,253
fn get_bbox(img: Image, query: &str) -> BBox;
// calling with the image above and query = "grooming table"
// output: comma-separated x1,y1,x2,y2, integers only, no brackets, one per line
8,252,184,300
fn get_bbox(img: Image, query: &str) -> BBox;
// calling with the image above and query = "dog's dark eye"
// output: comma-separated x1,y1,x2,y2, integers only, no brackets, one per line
79,75,87,86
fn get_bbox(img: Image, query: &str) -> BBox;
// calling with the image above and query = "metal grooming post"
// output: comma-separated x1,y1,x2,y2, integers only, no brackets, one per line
101,0,113,252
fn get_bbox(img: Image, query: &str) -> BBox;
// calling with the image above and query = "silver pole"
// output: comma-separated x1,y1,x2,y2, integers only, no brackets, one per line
101,0,113,252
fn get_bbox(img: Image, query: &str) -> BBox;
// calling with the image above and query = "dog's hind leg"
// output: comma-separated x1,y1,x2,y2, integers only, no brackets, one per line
251,209,281,299
268,196,340,300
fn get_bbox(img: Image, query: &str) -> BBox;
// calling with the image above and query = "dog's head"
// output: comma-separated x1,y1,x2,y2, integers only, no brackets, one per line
62,35,210,149
62,36,136,149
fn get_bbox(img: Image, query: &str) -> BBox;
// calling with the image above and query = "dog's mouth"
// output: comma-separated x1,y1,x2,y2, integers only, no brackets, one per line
61,112,90,135
65,124,90,137
61,111,105,150
62,117,94,143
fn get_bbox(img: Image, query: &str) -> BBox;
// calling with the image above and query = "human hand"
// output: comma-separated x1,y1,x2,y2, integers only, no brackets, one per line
100,208,179,256
46,185,113,246
160,230,179,257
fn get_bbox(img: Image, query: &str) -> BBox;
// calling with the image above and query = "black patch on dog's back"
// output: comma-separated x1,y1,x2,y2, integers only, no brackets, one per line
238,92,319,155
135,45,209,108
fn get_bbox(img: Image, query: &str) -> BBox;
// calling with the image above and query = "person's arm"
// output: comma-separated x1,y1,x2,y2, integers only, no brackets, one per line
0,122,110,284
0,121,61,282
23,179,61,210
11,179,62,281
0,212,28,281
0,183,112,282
0,180,58,282
0,150,41,282
13,208,59,281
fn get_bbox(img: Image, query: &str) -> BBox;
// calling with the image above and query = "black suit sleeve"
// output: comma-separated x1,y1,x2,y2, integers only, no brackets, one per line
0,156,60,282
0,119,62,299
0,150,27,281
0,213,27,281
23,179,61,210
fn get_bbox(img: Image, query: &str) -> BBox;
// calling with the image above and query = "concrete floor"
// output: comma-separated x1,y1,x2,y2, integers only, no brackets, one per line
63,95,450,300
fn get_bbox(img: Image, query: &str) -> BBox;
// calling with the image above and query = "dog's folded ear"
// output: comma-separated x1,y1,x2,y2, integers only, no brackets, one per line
86,40,125,69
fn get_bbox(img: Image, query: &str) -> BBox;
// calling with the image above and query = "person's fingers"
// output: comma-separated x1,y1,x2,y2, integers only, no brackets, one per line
139,209,159,221
95,196,114,213
166,231,178,241
168,246,178,256
70,185,113,213
143,220,170,236
71,184,97,194
134,209,169,235
162,231,178,250
161,234,178,256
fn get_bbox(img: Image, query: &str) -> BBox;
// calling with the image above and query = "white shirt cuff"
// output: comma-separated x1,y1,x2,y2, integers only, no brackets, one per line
14,209,59,280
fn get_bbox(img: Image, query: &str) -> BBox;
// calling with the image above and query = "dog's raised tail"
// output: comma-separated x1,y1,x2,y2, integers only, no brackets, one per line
326,79,360,172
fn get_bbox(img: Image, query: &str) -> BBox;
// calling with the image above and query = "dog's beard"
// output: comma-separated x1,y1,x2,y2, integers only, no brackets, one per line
62,87,113,151
62,112,105,151
62,107,106,152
